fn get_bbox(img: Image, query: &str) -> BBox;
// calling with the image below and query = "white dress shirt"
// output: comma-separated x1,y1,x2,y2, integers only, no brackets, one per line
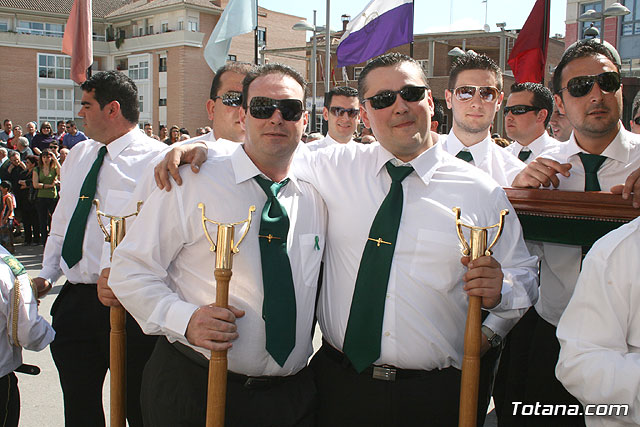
0,246,55,377
442,131,526,187
294,142,538,370
504,132,560,164
556,216,640,427
530,127,640,326
109,144,327,376
306,133,355,151
39,128,166,285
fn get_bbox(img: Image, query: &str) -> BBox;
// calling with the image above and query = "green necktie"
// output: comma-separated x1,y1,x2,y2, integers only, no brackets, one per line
578,152,607,191
254,175,296,367
456,150,474,163
518,148,532,162
61,145,107,268
342,162,414,373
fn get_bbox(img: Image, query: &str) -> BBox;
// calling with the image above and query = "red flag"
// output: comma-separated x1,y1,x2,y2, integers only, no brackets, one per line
507,0,550,83
62,0,93,85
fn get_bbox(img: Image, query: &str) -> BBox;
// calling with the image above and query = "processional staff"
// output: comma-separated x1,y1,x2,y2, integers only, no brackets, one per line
93,199,143,427
198,203,255,427
453,207,508,427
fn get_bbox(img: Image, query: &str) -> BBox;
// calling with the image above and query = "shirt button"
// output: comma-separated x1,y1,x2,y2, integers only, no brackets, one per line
384,331,390,337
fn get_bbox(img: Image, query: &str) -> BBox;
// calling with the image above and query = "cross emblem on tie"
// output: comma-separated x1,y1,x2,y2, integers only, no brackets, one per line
259,234,281,243
368,237,391,247
79,195,89,201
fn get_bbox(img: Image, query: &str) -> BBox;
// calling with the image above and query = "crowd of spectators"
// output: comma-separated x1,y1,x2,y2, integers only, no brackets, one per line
0,118,75,253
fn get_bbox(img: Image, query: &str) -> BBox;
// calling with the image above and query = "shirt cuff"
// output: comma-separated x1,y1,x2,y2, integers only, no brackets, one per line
164,300,200,340
38,266,61,286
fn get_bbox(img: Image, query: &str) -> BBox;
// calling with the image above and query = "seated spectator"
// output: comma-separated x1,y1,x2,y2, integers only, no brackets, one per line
0,148,7,166
18,155,40,246
53,120,66,144
6,126,23,150
179,127,190,138
59,148,69,165
32,149,59,244
195,127,206,136
143,123,157,139
30,122,54,155
15,137,33,161
0,181,15,253
164,125,180,145
61,120,87,149
0,152,26,194
158,125,167,142
0,120,12,143
24,122,37,144
48,143,59,160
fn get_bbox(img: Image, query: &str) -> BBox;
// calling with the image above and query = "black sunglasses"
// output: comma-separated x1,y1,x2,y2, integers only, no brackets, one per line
634,117,640,126
213,91,243,107
249,97,304,121
559,71,621,98
363,85,428,110
504,105,541,116
329,106,359,118
452,86,500,102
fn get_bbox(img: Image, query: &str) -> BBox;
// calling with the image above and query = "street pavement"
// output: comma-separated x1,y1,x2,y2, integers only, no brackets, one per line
13,240,497,427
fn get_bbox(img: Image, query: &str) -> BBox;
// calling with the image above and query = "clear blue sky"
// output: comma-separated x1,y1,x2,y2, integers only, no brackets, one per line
259,0,567,38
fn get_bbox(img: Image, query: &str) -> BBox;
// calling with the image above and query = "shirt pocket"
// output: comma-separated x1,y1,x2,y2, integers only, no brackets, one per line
298,233,324,288
409,229,466,291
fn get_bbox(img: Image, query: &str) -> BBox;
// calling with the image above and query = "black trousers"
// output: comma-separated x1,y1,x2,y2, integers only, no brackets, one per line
0,372,19,427
141,337,317,427
310,341,499,427
49,281,157,427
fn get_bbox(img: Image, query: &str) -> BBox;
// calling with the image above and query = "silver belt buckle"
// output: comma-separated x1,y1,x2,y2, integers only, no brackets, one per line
372,366,396,381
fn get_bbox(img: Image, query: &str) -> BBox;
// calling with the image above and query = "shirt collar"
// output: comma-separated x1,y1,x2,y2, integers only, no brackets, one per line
374,141,447,187
444,130,492,166
324,133,353,146
564,126,635,164
105,128,139,160
230,144,302,193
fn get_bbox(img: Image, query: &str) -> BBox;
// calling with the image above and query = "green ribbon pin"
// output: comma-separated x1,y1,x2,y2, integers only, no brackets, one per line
314,236,320,250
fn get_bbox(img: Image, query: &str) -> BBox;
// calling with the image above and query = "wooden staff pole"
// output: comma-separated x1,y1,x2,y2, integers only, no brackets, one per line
206,225,234,427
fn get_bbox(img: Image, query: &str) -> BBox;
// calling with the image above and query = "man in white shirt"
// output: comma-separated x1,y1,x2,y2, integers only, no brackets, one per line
0,120,13,142
504,82,558,163
442,52,526,188
109,64,326,426
550,107,574,142
512,39,640,426
33,71,166,427
306,86,360,150
0,247,55,426
555,216,640,427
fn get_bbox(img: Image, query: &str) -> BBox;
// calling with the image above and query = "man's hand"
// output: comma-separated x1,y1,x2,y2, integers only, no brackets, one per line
97,268,121,307
185,304,245,351
511,158,572,188
610,166,640,208
154,142,208,191
460,255,504,309
33,277,52,298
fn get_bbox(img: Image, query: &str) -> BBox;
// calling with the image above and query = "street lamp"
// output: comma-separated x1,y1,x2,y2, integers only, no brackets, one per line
577,2,630,43
293,11,318,131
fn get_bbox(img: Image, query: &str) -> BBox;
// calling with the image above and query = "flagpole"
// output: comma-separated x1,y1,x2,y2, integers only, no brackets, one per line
409,0,414,58
254,0,259,64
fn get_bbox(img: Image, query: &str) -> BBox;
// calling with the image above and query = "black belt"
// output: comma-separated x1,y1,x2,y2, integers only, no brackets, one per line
169,339,304,390
320,339,441,381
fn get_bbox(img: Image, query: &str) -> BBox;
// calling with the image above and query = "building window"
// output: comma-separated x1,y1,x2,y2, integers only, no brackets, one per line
257,26,266,47
0,19,9,32
159,57,167,72
188,20,198,32
129,61,149,80
354,67,364,80
147,25,154,35
138,27,144,37
38,54,71,79
39,88,73,120
159,98,167,106
440,110,449,134
622,0,640,35
178,20,184,30
93,31,106,41
17,21,64,37
579,2,603,39
227,54,237,62
139,95,144,113
161,21,169,33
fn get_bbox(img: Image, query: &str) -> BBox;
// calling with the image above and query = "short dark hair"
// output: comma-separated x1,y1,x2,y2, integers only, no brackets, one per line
448,52,503,91
510,82,554,127
358,53,429,102
0,181,11,192
210,62,256,100
432,98,444,132
3,119,10,125
552,39,621,96
56,120,65,126
324,86,358,108
66,120,76,127
26,155,39,165
80,70,139,124
242,63,307,109
632,98,640,119
143,122,152,128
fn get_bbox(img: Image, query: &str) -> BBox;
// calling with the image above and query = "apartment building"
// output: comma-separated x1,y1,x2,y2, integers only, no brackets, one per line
0,0,306,134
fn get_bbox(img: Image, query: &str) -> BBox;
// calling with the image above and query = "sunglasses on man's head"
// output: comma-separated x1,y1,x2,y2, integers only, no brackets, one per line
363,86,428,110
329,106,359,118
504,105,541,116
452,86,500,103
249,97,304,121
559,71,621,98
213,91,243,107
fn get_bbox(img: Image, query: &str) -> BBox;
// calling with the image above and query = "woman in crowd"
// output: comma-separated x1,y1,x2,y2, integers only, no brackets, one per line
6,126,22,150
30,122,55,155
0,181,15,253
19,155,40,246
32,149,59,244
164,125,180,145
